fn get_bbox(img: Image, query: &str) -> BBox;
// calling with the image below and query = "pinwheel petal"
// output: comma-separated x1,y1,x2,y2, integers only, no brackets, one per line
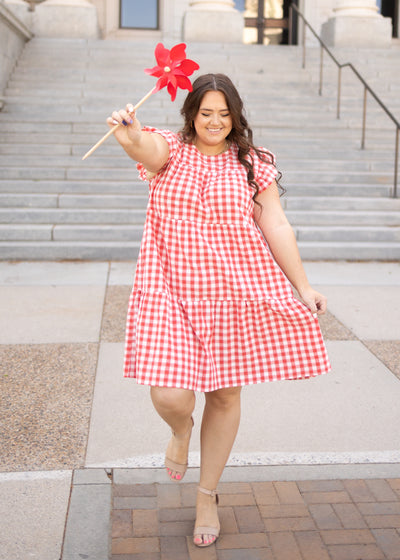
175,75,193,91
154,75,168,93
178,59,200,76
167,81,178,101
144,65,164,77
167,73,177,90
154,42,171,67
170,43,187,63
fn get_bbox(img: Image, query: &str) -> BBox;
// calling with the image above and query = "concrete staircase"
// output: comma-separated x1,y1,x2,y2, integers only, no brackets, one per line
0,38,399,260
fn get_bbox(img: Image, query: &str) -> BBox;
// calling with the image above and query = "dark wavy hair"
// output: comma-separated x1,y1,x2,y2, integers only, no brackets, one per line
179,73,284,202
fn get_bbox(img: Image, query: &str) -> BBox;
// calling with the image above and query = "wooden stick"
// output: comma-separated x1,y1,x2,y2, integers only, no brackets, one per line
82,87,156,160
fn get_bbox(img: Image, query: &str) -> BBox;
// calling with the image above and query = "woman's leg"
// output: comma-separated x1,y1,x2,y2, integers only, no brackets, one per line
194,386,242,545
150,386,196,480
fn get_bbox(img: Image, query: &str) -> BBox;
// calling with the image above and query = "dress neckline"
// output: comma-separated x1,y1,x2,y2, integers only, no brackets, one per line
189,142,234,160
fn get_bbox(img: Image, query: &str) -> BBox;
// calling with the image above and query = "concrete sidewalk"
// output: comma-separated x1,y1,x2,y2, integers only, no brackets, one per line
0,260,400,559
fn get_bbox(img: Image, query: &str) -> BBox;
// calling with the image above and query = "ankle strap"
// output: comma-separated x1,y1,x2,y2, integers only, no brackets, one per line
198,486,218,498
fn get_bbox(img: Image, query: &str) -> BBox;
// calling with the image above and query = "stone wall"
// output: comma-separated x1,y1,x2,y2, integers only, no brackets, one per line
0,0,32,101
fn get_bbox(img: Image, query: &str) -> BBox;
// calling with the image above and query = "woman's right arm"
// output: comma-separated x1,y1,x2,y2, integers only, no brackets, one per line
106,103,170,173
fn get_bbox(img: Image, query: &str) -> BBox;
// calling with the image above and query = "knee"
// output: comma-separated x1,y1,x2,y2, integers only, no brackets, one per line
206,387,241,410
151,387,195,415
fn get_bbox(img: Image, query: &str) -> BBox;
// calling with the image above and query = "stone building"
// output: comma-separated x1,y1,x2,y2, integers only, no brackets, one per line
2,0,399,45
90,0,397,47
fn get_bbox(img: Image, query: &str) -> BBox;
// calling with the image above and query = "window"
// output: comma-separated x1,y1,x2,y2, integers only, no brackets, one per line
234,0,246,10
120,0,159,29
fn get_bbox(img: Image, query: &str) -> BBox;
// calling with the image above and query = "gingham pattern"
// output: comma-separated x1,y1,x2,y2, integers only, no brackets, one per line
124,129,331,392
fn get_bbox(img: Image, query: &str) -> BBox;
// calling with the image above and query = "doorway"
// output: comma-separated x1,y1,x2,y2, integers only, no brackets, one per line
380,0,399,37
239,0,292,44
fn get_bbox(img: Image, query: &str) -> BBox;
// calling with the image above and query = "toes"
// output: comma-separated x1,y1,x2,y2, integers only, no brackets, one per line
194,534,216,546
166,468,182,481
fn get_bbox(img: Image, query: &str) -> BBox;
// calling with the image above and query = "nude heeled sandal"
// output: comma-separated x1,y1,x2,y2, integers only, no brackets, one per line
164,416,194,481
193,486,220,547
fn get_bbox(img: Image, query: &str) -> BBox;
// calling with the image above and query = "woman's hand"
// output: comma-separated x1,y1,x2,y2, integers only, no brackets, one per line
105,104,170,172
106,103,142,146
298,286,327,316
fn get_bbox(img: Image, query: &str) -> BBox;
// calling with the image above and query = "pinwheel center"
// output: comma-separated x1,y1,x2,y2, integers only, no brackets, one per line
164,66,171,73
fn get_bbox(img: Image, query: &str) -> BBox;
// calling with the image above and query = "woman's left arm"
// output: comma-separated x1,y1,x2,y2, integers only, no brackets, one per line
254,180,327,315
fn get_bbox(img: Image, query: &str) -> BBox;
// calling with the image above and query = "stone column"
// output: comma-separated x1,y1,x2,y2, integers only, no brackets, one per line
32,0,100,38
183,0,244,42
321,0,392,47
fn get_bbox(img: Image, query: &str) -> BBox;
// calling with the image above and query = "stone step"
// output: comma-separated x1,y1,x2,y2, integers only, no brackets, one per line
0,157,393,185
1,129,395,148
2,223,399,244
0,141,395,165
0,240,143,260
0,239,398,261
296,226,400,243
0,208,146,225
0,179,391,197
1,141,395,160
0,193,149,209
0,118,395,139
284,196,400,211
0,224,144,242
0,154,388,173
297,241,400,261
285,210,400,226
0,179,147,194
0,165,395,184
2,193,398,212
0,134,396,157
0,207,396,227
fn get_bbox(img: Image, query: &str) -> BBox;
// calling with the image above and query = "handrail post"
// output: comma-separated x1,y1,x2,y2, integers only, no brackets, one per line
394,127,399,198
319,46,323,96
257,0,264,45
302,15,306,68
288,4,292,45
361,86,367,150
337,66,342,119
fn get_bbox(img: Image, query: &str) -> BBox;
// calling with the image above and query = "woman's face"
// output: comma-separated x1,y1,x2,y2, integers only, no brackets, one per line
193,90,233,155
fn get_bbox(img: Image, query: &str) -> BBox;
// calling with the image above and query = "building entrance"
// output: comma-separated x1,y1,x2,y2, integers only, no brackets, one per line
379,0,399,36
238,0,291,44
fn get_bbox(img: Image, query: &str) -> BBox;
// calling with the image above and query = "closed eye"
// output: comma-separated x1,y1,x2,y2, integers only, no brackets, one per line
201,112,230,117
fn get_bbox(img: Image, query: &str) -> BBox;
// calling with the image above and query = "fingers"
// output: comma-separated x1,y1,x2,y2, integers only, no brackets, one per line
300,290,327,317
314,294,327,316
106,105,137,128
111,110,133,127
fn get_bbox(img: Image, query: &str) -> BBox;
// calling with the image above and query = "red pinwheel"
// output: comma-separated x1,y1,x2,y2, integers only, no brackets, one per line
144,43,200,101
82,43,199,160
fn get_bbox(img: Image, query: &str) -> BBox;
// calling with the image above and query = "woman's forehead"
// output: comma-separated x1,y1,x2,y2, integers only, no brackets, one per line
199,90,228,109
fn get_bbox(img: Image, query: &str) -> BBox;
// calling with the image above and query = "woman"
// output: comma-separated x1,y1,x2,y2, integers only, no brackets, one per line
107,74,330,548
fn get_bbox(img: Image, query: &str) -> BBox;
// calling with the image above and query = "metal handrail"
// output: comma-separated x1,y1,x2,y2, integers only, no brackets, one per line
289,3,399,198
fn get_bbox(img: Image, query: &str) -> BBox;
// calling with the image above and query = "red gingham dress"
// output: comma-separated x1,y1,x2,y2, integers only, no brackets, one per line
123,128,331,392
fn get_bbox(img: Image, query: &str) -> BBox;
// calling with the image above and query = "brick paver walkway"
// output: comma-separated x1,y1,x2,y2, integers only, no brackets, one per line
111,478,400,559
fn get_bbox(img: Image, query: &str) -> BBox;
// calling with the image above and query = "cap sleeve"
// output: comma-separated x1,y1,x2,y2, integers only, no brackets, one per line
136,126,180,182
253,148,279,194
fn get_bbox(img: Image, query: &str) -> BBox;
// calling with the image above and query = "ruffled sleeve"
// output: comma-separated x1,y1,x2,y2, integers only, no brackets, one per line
253,148,279,194
136,126,180,182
